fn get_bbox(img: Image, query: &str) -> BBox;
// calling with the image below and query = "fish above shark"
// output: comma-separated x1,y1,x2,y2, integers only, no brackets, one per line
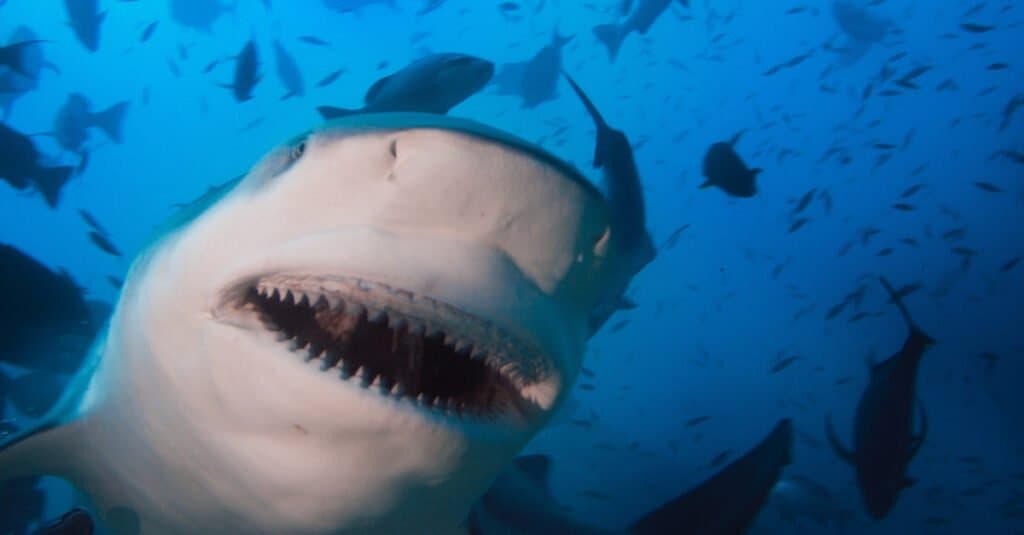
826,277,933,518
317,53,493,119
470,418,793,534
0,112,641,534
592,0,688,62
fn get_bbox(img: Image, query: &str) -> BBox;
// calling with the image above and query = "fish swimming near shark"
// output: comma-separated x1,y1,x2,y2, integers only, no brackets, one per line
63,0,104,52
592,0,688,62
700,131,762,198
562,73,655,332
53,93,129,154
826,276,933,518
491,29,573,109
0,39,46,78
1,27,58,120
272,39,305,101
317,53,493,119
469,418,792,534
0,122,75,208
221,39,260,102
0,112,639,534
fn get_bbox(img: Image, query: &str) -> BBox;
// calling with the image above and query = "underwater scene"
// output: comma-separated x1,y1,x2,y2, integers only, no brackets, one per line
1,0,1022,533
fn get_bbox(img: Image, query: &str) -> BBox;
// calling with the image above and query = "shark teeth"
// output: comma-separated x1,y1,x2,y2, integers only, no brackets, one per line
240,275,540,419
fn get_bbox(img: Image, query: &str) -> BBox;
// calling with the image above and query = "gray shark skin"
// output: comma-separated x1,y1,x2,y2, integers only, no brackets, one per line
826,277,933,519
592,0,687,61
470,418,793,535
561,73,655,333
317,53,493,119
0,112,636,534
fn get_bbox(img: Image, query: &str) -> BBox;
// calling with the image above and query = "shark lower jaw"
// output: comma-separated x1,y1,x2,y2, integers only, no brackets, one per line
213,273,551,425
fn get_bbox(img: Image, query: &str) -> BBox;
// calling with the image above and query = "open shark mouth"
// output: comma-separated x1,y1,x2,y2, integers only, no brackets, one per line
226,275,545,421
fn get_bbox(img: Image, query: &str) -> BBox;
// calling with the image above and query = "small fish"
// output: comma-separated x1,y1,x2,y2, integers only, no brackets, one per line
892,203,915,211
88,230,121,257
298,35,330,46
1000,257,1020,272
710,449,734,467
900,237,919,247
877,248,893,257
900,184,926,198
974,181,1003,192
770,355,800,374
792,188,816,215
987,62,1009,70
140,21,158,42
659,223,691,251
686,416,711,427
317,68,345,87
788,217,810,233
960,22,995,33
78,208,110,236
891,283,921,300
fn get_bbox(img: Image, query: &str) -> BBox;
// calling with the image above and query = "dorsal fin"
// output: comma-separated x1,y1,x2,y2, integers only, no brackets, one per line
513,454,552,490
364,73,395,104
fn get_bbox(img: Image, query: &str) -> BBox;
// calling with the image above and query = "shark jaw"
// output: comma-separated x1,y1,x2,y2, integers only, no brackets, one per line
7,116,626,534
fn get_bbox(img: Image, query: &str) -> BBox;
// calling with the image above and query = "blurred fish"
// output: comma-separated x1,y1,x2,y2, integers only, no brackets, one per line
64,0,104,51
77,208,110,236
272,40,305,100
139,21,158,43
592,0,685,62
1,27,57,119
219,39,260,102
0,122,74,208
700,132,762,197
88,230,122,257
826,277,933,519
316,68,345,87
418,0,447,15
299,35,330,46
0,244,101,374
491,29,573,108
0,39,46,77
53,93,129,152
318,53,492,119
770,355,800,374
170,0,234,33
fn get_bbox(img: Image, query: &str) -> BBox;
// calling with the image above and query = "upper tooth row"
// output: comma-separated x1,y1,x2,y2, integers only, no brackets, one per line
258,284,490,361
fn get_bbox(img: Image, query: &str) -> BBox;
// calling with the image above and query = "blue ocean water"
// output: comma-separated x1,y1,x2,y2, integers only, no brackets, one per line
1,0,1022,533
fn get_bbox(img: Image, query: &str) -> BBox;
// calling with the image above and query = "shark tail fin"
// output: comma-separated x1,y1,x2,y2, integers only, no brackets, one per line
317,105,358,120
33,164,74,209
592,24,624,62
92,101,129,143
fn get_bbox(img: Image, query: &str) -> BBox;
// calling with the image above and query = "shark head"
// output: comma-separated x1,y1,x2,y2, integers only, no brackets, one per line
1,113,629,533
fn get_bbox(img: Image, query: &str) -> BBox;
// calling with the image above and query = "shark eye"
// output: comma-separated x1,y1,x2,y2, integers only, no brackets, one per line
289,140,306,162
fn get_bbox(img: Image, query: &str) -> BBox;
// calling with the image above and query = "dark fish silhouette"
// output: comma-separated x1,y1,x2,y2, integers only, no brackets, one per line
592,0,686,61
53,93,129,153
630,419,793,535
272,40,304,100
221,39,260,102
0,40,46,77
88,230,122,257
64,0,104,51
700,132,762,197
491,29,573,109
562,73,655,333
826,277,933,518
0,244,100,374
0,122,74,208
170,0,233,33
318,53,492,119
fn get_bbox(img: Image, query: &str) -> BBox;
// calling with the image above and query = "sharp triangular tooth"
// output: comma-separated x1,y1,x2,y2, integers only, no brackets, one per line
391,382,405,397
270,288,281,302
340,361,357,380
360,368,375,388
454,340,472,354
369,375,382,389
283,290,295,306
290,337,308,351
313,294,329,309
470,346,487,360
322,349,342,370
326,295,342,310
296,292,310,307
442,334,456,347
416,392,427,404
305,348,322,362
276,332,291,342
367,307,386,323
258,285,270,297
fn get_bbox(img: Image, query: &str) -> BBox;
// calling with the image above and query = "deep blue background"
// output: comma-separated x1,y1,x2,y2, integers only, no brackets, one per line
1,1,1022,533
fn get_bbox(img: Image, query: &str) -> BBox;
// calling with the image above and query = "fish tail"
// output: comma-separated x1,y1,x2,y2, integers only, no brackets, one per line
92,101,129,143
33,165,74,209
592,24,624,62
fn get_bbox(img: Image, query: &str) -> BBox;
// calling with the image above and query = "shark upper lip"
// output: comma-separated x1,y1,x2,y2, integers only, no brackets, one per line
219,274,547,421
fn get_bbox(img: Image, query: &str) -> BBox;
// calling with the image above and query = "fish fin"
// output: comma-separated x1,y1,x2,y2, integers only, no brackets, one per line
907,398,927,460
0,40,46,77
728,130,746,146
91,101,129,143
750,167,763,176
33,165,74,209
560,72,611,167
280,91,297,101
513,454,552,492
698,178,715,189
363,73,395,104
316,105,359,120
592,24,623,62
824,413,856,465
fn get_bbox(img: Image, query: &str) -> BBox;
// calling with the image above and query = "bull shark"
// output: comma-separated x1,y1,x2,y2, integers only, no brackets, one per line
0,112,640,534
